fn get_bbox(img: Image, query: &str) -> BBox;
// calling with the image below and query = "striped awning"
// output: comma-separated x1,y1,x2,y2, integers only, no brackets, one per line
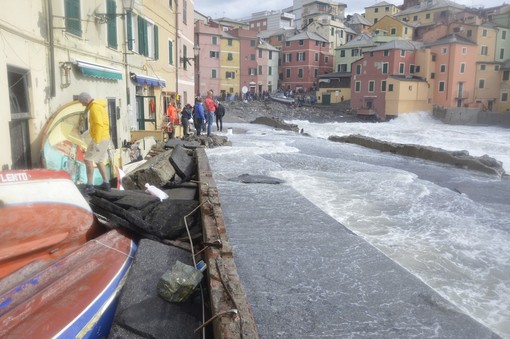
76,60,123,80
130,73,166,87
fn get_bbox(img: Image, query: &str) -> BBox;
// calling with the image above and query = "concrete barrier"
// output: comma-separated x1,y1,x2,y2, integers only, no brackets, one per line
195,148,259,339
433,106,510,128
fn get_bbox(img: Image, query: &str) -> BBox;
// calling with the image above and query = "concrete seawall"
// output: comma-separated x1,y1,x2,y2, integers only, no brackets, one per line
433,106,510,128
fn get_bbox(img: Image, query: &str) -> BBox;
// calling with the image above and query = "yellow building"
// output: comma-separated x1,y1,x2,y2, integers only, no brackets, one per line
369,16,414,40
220,32,241,100
364,1,400,25
316,73,351,104
385,45,433,117
471,25,500,111
385,77,432,116
394,0,466,26
0,0,197,170
134,0,178,131
497,64,510,113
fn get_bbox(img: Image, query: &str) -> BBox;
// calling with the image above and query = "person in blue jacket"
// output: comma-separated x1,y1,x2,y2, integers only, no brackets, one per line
193,97,205,136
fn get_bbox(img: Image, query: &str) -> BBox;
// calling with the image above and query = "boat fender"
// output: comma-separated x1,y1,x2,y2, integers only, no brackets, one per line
145,183,169,201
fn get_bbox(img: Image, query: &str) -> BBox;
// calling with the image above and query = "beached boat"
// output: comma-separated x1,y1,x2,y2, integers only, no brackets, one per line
0,169,137,338
269,93,295,105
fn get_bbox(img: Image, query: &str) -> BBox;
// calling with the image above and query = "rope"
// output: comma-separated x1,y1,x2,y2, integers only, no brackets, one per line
92,239,135,259
183,179,214,338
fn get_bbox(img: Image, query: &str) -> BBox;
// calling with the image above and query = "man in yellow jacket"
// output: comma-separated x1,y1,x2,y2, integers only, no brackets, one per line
78,92,111,194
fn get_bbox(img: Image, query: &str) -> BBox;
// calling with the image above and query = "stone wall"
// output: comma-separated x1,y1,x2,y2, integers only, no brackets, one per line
433,106,510,127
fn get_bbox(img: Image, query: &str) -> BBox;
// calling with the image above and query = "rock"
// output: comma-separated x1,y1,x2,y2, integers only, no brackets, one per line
251,116,300,132
122,150,176,189
229,174,285,184
169,145,195,181
157,261,203,303
163,185,198,200
164,138,188,149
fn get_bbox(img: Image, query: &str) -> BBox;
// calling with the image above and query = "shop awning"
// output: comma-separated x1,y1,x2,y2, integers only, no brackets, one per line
76,60,123,80
130,73,166,87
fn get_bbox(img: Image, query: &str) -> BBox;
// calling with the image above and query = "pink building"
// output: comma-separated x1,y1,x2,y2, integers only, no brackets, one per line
195,20,222,97
351,40,424,119
228,29,261,97
424,34,479,109
280,31,333,93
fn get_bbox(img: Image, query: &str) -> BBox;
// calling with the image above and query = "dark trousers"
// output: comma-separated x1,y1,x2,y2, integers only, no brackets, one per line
182,118,189,135
195,118,204,135
216,116,223,131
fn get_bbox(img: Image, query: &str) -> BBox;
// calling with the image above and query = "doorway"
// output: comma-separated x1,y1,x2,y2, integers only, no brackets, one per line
8,66,32,169
136,95,157,130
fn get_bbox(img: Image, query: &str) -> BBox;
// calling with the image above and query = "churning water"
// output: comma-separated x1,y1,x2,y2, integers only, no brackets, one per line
206,112,510,338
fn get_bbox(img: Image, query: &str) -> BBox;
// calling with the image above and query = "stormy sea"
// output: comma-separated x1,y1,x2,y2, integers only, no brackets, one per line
206,112,510,338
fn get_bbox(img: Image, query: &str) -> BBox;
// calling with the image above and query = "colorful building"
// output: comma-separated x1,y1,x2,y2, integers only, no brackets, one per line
194,19,222,97
228,29,260,96
175,0,196,107
280,31,333,93
351,40,429,119
424,34,479,109
246,10,295,32
220,32,241,100
1,0,187,170
364,1,400,25
499,61,510,112
394,0,466,26
368,15,415,40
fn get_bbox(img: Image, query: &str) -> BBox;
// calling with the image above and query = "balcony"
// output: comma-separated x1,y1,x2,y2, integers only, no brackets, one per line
455,90,469,99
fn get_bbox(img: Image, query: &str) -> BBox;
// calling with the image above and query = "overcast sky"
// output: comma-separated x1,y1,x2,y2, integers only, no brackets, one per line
194,0,506,20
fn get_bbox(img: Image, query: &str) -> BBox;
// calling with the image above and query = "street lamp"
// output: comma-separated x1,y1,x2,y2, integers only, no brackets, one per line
180,45,201,67
94,0,135,24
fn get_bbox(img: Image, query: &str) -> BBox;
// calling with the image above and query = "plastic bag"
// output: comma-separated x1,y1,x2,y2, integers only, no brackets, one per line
157,260,203,303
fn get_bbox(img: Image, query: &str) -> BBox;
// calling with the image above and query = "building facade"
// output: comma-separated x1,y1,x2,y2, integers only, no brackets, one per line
364,1,400,25
280,31,334,93
220,32,241,100
194,19,222,97
351,40,428,119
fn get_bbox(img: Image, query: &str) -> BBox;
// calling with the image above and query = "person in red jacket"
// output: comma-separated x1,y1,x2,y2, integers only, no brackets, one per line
204,90,216,136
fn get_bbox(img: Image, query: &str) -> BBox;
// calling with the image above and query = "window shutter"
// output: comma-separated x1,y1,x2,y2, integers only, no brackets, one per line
107,0,118,49
65,0,82,36
154,25,159,59
138,17,148,56
127,12,133,50
168,40,173,65
183,45,187,70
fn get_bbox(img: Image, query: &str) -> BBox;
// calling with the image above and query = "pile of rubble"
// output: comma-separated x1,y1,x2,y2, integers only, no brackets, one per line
222,99,357,123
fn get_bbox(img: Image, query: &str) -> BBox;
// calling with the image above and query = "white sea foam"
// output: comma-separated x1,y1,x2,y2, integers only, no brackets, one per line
273,167,510,338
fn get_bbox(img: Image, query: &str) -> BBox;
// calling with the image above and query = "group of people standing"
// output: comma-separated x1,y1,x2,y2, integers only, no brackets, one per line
165,90,225,139
193,90,226,136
